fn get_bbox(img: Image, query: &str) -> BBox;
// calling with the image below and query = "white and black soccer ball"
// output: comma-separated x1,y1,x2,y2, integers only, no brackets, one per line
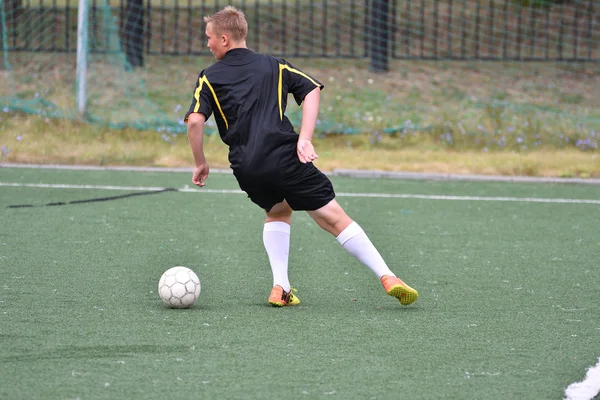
158,266,201,309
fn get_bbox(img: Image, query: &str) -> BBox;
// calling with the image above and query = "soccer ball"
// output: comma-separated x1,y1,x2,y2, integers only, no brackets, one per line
158,266,201,309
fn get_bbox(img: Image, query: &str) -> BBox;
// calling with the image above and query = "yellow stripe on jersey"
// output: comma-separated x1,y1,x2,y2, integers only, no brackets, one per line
278,64,321,120
192,76,229,130
192,76,203,113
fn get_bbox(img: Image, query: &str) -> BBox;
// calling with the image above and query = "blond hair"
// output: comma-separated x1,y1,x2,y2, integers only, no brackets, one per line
204,6,248,42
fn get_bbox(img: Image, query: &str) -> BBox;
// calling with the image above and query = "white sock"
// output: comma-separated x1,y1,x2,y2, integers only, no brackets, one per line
336,221,395,279
263,221,291,292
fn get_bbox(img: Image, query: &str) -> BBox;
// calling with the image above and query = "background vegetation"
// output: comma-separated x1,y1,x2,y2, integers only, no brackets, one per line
1,0,598,177
2,57,599,177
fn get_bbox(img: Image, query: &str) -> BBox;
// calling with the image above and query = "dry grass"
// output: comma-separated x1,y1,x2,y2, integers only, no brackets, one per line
1,114,599,178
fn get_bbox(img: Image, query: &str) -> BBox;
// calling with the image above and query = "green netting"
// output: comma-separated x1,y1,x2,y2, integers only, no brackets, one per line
0,0,185,133
1,0,599,150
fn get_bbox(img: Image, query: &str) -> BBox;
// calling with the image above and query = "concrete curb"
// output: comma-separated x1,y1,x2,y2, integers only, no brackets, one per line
0,163,230,174
2,163,600,185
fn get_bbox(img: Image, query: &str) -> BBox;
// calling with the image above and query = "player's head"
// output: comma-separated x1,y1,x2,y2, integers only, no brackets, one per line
204,6,248,60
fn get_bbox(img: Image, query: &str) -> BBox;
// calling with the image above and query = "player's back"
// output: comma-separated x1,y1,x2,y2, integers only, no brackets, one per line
202,49,299,173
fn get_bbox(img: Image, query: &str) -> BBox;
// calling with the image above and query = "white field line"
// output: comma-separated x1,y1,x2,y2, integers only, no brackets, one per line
564,357,600,400
1,182,600,205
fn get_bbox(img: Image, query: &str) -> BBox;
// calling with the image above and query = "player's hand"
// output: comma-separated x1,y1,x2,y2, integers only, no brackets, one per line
192,163,209,187
297,138,318,164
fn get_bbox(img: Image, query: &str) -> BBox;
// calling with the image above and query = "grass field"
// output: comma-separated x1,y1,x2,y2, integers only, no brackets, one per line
1,165,599,399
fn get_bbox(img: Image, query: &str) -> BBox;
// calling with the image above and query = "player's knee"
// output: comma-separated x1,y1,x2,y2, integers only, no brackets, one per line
331,217,354,237
266,209,292,219
313,213,352,237
265,201,293,222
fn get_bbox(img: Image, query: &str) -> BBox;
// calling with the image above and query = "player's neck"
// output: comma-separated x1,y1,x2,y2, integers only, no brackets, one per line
227,41,247,52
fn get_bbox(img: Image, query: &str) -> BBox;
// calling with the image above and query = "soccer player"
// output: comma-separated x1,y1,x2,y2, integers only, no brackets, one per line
184,6,418,307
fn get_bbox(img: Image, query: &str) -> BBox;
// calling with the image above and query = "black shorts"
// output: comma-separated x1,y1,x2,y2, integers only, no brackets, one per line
233,157,335,212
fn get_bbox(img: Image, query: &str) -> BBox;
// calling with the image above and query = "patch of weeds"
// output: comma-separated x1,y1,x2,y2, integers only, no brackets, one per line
558,93,584,105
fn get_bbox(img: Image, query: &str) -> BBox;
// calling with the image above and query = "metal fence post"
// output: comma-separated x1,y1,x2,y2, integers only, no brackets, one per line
123,0,144,68
370,0,390,72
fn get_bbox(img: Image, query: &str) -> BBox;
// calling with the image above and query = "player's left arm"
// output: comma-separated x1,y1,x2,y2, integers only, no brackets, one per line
187,113,209,187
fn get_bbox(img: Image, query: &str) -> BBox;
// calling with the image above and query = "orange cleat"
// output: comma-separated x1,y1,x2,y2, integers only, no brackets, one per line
268,285,300,307
381,275,418,306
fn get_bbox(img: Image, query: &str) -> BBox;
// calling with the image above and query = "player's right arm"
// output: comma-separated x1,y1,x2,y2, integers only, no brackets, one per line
277,59,323,164
297,87,320,164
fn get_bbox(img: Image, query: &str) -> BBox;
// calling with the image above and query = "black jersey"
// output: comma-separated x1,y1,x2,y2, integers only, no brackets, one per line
184,48,323,172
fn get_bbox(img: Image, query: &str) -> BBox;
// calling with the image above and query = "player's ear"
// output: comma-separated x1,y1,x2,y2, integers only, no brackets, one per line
221,33,229,46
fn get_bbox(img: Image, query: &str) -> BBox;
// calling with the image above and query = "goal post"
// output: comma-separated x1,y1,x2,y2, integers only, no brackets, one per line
0,0,9,70
76,0,88,116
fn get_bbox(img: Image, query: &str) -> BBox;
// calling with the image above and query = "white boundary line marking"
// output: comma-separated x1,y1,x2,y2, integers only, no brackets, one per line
564,357,600,400
0,182,173,192
1,182,599,205
335,192,600,204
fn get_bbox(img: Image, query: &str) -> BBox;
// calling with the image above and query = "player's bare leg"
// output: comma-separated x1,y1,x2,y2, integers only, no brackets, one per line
264,200,299,306
265,200,293,224
307,199,418,305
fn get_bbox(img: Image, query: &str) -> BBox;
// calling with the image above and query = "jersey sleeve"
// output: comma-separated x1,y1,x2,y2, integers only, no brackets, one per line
184,70,214,123
280,59,324,106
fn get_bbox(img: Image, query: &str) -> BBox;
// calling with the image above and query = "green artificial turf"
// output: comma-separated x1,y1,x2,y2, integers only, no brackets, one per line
1,167,599,399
